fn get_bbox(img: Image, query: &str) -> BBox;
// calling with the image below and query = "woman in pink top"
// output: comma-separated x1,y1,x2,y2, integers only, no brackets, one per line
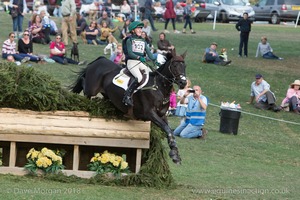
281,80,300,114
167,86,177,116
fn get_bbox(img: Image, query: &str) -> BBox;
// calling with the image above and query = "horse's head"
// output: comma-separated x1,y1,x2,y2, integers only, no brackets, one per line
163,49,187,89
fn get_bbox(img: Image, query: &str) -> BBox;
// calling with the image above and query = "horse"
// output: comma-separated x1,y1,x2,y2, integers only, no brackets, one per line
70,50,187,164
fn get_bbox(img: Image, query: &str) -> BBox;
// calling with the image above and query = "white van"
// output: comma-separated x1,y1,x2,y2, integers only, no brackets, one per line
204,0,255,23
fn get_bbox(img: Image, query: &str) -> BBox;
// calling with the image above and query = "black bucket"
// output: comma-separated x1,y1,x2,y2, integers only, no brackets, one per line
219,108,241,135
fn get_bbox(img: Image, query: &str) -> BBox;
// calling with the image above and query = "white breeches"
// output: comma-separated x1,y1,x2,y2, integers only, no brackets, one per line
127,59,149,83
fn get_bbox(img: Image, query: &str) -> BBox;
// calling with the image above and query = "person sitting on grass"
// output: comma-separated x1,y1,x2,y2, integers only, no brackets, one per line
49,34,86,65
204,42,231,66
174,85,208,139
18,30,42,63
2,32,31,64
281,80,300,114
85,21,105,45
99,21,118,45
255,36,283,60
247,74,281,112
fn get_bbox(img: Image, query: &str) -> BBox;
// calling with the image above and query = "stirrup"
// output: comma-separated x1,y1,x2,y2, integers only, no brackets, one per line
123,96,133,106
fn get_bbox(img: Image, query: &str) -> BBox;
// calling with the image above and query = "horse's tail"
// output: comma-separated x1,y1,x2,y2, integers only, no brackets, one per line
69,67,87,94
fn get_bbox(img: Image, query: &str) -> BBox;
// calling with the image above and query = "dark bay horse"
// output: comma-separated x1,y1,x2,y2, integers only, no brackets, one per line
71,50,187,164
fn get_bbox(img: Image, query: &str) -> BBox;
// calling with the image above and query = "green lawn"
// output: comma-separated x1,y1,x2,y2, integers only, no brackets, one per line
0,13,300,200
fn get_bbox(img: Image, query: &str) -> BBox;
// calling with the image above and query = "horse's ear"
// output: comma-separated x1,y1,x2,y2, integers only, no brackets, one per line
181,50,187,59
171,48,176,58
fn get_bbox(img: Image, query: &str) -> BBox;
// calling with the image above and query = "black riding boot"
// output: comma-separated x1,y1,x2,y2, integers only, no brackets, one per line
122,79,139,106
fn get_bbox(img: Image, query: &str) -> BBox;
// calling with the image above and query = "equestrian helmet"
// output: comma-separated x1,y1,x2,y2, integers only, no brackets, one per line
128,21,144,32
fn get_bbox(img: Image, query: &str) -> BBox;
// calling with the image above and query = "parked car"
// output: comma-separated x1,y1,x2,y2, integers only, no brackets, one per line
200,0,255,23
252,0,300,24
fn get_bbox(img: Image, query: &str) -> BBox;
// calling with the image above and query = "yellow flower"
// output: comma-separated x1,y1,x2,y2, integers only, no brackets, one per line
31,151,39,160
94,153,100,157
112,160,119,167
115,156,123,163
109,154,116,163
100,153,110,164
121,161,128,170
26,152,31,159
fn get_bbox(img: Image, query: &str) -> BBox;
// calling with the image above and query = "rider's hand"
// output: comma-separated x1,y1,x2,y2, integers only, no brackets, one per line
139,56,146,62
155,61,161,67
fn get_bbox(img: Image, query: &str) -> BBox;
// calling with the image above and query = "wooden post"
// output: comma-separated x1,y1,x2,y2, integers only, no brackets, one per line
9,142,16,167
135,149,142,173
73,145,79,170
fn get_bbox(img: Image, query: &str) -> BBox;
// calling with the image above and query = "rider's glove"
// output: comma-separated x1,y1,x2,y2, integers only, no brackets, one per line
155,61,161,67
139,56,146,62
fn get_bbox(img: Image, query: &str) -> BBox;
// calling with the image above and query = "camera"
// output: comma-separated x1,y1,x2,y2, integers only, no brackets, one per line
188,89,195,93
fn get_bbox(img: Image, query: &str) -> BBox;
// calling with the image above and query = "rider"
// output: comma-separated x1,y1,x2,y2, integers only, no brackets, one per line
122,21,157,106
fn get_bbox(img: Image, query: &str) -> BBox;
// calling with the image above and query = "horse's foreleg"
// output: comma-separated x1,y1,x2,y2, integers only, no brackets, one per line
149,113,181,164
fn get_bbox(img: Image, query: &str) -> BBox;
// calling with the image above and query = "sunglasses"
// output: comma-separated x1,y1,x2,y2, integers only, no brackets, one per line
56,37,61,39
10,36,15,38
24,34,29,36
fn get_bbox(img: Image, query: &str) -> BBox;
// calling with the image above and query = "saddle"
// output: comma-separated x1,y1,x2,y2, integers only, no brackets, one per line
113,68,149,91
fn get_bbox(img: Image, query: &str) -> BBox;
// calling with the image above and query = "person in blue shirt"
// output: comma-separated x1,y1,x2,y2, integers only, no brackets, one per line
174,85,208,139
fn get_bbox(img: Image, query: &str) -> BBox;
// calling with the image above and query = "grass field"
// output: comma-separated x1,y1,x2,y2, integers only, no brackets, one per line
0,12,300,200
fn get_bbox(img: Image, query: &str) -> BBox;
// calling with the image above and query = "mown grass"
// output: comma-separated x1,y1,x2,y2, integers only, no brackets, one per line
0,13,300,199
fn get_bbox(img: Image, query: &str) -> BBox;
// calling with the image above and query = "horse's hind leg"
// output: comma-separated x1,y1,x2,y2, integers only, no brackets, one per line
149,113,181,164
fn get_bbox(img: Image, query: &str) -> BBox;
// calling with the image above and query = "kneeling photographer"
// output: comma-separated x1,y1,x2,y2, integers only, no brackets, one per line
174,85,208,139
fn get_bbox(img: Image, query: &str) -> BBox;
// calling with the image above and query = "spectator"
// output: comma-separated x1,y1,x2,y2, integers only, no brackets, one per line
29,14,48,44
79,0,93,16
109,43,125,66
247,74,281,112
88,0,99,22
40,10,51,44
182,0,196,34
174,2,184,22
104,0,112,17
99,21,118,45
120,0,132,20
281,80,300,114
97,11,115,29
9,0,27,38
204,42,231,66
85,21,104,45
18,30,41,62
61,0,78,46
157,32,174,55
153,2,165,22
2,32,30,63
144,0,158,31
174,85,208,139
255,36,283,60
157,32,174,64
164,0,180,34
53,0,62,18
236,12,251,57
167,86,177,116
176,79,192,123
76,13,88,36
120,18,131,39
141,31,155,54
49,34,86,65
142,19,152,38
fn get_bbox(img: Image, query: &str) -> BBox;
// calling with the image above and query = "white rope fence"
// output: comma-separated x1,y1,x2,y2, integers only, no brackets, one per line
209,102,300,126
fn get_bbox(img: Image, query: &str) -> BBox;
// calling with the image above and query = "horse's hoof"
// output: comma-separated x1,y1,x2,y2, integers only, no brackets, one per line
169,149,181,164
